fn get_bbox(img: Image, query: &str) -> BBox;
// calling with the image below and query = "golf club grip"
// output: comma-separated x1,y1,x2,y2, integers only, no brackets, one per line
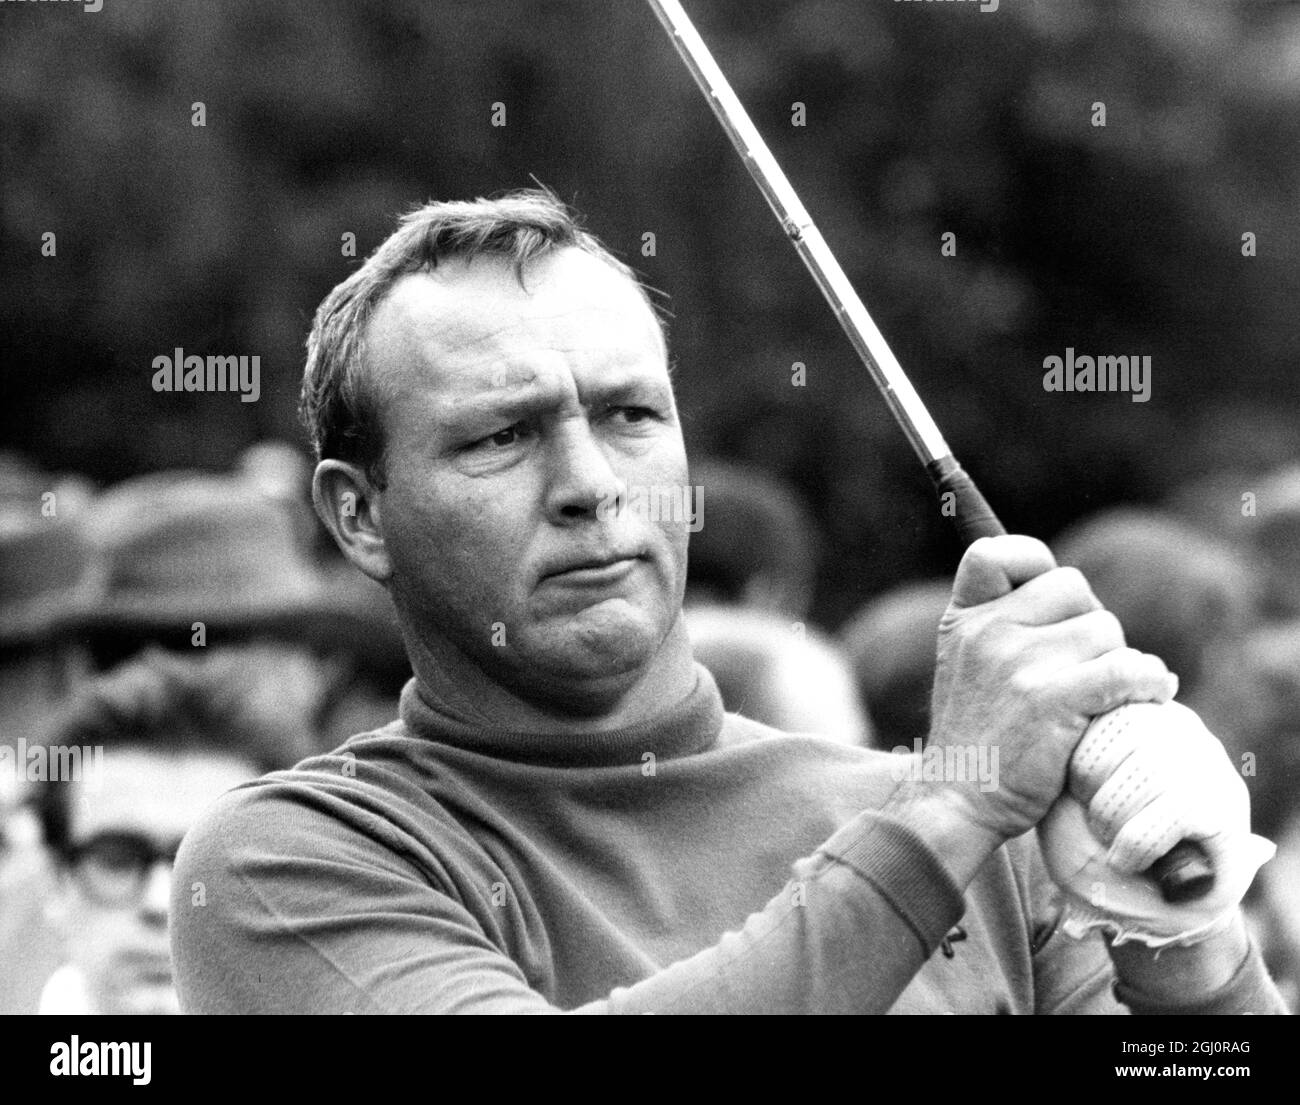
927,455,1215,903
926,456,1007,544
1146,841,1216,903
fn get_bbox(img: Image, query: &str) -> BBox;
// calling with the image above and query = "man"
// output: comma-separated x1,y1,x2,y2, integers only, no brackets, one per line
0,455,94,1014
172,189,1282,1013
33,650,284,1014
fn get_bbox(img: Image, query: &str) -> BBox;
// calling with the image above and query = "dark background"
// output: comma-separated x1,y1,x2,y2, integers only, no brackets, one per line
3,0,1298,626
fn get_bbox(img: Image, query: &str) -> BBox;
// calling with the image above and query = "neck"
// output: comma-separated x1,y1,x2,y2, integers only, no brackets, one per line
402,617,698,734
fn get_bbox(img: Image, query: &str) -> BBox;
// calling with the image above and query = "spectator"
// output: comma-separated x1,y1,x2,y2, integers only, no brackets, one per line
1052,506,1261,702
1253,809,1300,1014
838,579,952,751
678,457,867,734
685,605,871,746
1247,463,1300,619
31,650,288,1014
0,454,94,1014
67,468,408,754
684,457,820,621
1194,620,1300,842
0,453,95,748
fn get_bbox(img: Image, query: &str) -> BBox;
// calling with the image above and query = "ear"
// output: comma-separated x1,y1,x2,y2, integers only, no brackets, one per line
312,460,393,584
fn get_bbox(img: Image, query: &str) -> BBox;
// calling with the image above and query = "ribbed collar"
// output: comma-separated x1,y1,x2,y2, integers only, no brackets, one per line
398,663,726,769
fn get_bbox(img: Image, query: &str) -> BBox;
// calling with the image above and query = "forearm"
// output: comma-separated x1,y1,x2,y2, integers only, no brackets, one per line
586,803,980,1014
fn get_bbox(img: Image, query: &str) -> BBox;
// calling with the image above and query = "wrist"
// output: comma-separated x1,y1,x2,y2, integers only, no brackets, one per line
1107,911,1251,1006
882,779,1007,889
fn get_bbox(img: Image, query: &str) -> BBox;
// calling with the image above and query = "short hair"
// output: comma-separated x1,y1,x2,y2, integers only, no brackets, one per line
299,186,661,488
31,649,295,855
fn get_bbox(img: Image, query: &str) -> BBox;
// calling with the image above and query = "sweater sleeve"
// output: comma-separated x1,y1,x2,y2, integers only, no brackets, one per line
170,786,965,1015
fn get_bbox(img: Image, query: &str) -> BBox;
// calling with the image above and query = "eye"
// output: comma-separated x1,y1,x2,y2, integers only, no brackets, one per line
467,422,530,451
81,836,144,874
611,405,658,424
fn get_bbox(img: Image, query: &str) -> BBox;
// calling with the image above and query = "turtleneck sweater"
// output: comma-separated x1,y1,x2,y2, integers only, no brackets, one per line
170,664,1282,1014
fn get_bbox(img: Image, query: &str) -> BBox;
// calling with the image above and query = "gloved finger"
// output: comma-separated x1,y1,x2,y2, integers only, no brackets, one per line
1085,751,1165,845
1105,793,1194,875
1053,652,1179,732
1068,701,1147,804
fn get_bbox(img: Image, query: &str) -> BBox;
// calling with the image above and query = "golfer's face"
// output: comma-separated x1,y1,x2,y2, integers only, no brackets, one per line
367,248,689,699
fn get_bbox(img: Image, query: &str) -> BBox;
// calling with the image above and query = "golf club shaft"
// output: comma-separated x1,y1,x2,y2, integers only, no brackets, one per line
647,0,1211,902
646,0,1001,545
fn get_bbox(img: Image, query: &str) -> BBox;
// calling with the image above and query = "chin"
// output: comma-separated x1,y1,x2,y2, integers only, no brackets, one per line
118,987,183,1013
100,973,180,1016
529,604,664,682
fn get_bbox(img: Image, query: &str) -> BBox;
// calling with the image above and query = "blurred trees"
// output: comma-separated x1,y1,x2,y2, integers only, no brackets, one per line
2,0,1298,624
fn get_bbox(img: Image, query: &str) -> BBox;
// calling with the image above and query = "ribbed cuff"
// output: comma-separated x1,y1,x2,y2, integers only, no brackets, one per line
817,815,966,958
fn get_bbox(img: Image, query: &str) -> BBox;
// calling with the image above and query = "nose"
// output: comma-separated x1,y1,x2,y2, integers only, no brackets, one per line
543,418,626,524
139,860,173,925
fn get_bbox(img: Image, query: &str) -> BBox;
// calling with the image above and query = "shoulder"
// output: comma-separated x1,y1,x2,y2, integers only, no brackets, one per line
175,720,457,886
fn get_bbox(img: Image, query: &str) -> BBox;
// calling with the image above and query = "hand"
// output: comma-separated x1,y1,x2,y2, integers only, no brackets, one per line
927,536,1177,841
1039,701,1276,947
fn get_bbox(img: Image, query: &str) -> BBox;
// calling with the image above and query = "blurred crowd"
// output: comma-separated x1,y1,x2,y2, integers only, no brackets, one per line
1,443,1298,1013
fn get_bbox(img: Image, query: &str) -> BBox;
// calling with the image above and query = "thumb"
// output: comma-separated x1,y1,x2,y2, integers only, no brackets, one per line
949,535,1058,609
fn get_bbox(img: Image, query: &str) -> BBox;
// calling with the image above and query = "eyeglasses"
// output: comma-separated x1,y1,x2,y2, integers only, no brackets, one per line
63,830,185,907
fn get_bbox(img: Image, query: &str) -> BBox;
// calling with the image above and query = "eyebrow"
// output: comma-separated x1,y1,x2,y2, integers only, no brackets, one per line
446,373,674,430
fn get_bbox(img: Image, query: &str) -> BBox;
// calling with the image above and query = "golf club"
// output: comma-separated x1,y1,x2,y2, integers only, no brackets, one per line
646,0,1213,904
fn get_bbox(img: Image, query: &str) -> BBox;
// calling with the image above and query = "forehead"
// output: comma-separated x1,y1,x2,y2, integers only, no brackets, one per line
366,248,666,394
66,747,260,843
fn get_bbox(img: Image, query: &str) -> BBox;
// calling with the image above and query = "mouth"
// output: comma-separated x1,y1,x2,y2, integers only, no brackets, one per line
116,950,173,987
542,554,643,586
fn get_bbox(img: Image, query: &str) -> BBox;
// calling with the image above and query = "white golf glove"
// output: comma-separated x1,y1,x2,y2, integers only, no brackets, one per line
1038,701,1275,947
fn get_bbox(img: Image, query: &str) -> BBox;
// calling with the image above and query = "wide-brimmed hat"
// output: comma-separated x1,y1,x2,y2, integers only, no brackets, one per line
0,455,94,648
0,518,89,648
65,470,406,666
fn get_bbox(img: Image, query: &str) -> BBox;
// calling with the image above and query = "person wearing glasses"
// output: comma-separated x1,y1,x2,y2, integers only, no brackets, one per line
30,649,286,1014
